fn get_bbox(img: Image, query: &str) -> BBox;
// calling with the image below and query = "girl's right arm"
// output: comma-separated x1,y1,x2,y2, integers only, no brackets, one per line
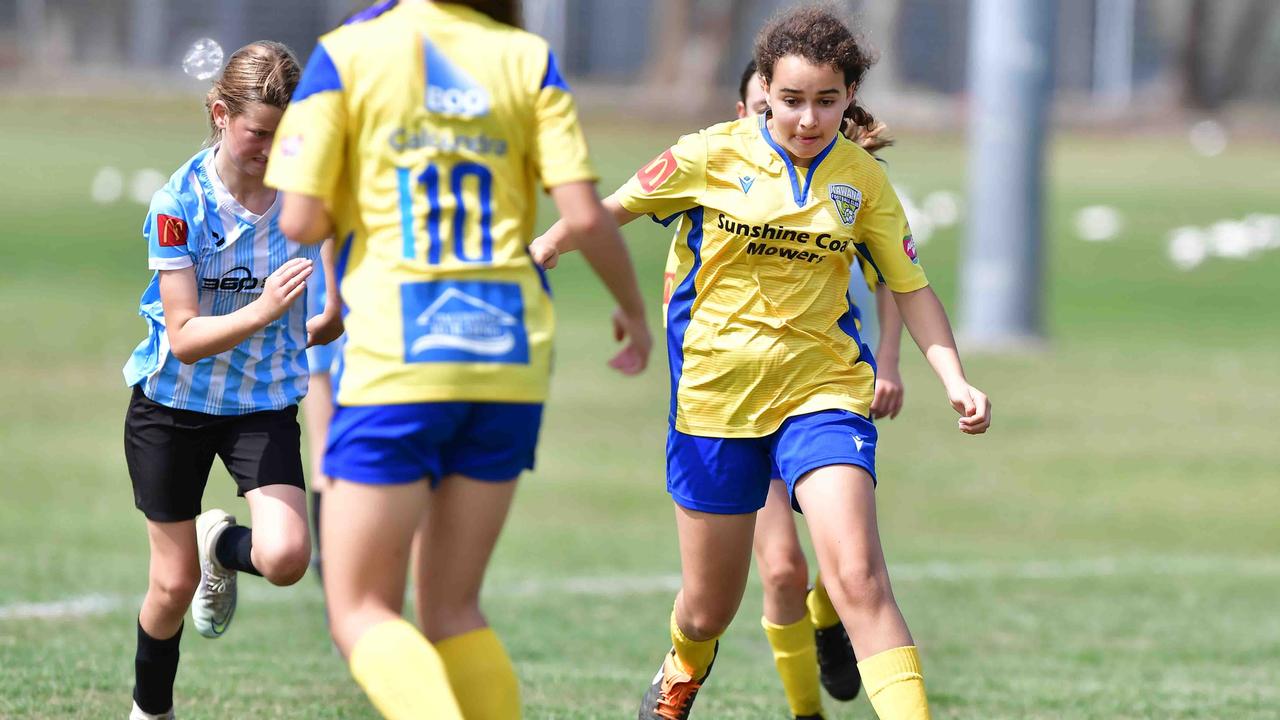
161,258,313,364
541,181,650,375
530,194,640,269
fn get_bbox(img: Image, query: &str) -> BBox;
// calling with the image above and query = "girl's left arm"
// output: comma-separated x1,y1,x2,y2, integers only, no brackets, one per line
306,237,344,347
891,286,992,434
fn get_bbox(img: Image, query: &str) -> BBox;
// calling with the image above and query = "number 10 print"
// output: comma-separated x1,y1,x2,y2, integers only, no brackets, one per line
397,161,494,265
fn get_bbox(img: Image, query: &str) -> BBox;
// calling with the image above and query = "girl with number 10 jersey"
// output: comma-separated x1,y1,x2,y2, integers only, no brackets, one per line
266,2,650,718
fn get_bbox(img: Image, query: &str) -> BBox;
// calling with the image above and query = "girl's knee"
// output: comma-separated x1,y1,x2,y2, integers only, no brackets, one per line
148,569,200,610
255,536,311,585
678,600,737,640
826,559,891,610
758,549,810,599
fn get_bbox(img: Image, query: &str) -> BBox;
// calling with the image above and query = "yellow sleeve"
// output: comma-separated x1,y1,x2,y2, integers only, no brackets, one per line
265,40,347,203
531,48,597,188
854,175,928,293
613,131,706,225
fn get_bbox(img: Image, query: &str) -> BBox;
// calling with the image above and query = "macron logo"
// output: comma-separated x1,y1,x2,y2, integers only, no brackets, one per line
424,39,490,118
852,434,865,451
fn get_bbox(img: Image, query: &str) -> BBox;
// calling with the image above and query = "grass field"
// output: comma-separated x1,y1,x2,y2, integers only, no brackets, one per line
2,96,1279,719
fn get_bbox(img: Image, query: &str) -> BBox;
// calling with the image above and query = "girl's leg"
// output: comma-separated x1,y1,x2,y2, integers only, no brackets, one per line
414,473,520,720
242,484,311,585
753,480,824,718
795,465,929,719
135,520,200,716
300,372,333,581
674,504,757,649
639,505,756,720
753,480,810,625
322,477,463,720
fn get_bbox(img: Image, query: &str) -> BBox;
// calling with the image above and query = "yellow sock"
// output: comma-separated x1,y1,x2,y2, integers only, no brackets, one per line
856,645,931,720
761,615,823,717
435,627,521,720
806,575,842,630
670,607,717,678
348,619,464,720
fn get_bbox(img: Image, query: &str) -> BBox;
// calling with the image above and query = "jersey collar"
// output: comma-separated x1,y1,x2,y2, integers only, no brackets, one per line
757,113,839,208
203,145,279,227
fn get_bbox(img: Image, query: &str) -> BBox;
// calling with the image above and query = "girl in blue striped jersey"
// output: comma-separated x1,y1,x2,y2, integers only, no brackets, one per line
122,41,341,720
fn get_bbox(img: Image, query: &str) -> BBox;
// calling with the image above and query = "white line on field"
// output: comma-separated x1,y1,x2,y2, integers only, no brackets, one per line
2,555,1277,623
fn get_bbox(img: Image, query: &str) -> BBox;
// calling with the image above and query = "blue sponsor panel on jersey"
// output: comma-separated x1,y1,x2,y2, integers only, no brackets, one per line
400,280,529,364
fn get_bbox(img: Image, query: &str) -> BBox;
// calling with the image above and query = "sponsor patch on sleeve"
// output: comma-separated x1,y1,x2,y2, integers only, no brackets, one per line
903,233,918,263
636,148,678,193
157,214,188,247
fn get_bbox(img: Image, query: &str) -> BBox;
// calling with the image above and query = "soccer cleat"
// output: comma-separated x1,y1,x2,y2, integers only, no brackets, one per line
192,509,238,639
814,621,862,701
637,643,717,720
129,700,175,719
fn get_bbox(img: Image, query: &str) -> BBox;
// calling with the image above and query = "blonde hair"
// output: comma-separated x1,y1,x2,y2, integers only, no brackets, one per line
204,41,300,145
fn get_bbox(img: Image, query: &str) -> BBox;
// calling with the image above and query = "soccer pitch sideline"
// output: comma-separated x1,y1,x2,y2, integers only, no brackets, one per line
1,97,1278,719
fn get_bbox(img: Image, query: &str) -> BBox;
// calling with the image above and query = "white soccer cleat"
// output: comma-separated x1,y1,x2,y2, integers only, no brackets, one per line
129,700,175,719
192,508,238,639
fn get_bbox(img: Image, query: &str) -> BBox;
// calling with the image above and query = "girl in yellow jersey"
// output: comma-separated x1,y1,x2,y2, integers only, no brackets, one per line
266,2,651,718
533,7,990,719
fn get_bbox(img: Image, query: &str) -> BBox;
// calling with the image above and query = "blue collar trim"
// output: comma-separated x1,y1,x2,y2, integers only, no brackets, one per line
758,113,838,208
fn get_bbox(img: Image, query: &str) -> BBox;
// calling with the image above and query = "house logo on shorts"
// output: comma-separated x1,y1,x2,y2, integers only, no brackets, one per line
401,280,529,364
424,39,490,118
828,184,863,227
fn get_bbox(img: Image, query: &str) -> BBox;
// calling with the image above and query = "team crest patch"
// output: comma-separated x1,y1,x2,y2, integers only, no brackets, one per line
157,214,187,247
637,148,678,193
828,184,862,226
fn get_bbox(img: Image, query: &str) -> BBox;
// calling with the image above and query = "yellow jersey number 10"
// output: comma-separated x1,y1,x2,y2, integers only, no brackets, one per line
396,161,494,265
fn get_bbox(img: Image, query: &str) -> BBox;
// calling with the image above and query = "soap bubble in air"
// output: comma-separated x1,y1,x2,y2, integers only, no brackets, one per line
1074,205,1122,242
1188,120,1227,157
89,167,124,205
183,38,224,80
131,169,168,205
1167,227,1207,271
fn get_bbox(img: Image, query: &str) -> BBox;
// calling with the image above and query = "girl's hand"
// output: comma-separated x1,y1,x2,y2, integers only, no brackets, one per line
608,307,651,375
530,236,559,270
947,383,991,435
256,257,312,323
871,364,904,420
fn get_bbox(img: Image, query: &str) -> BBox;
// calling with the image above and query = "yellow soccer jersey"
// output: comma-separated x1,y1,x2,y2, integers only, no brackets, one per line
622,114,927,438
266,2,595,406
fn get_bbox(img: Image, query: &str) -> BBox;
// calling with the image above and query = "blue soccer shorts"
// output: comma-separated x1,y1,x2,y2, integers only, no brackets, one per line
323,401,543,486
666,409,877,515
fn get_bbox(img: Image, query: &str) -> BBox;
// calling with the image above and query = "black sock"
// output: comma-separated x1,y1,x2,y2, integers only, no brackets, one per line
133,619,181,715
213,525,261,576
309,491,322,558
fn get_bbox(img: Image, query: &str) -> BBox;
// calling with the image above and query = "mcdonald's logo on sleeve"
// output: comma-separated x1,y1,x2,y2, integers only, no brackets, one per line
157,214,188,247
636,148,678,194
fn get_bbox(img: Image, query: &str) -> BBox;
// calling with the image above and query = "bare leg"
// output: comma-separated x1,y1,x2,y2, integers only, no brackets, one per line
752,479,810,625
243,484,310,586
140,520,199,641
672,505,757,641
414,474,521,719
793,464,912,659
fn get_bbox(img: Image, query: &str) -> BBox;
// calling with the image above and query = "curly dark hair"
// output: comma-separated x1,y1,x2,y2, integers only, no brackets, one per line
753,4,880,135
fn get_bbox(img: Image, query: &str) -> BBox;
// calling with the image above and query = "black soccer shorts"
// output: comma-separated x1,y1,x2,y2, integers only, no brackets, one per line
124,385,306,522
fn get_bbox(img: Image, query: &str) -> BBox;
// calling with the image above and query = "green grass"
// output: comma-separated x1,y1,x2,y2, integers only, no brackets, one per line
2,96,1279,719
